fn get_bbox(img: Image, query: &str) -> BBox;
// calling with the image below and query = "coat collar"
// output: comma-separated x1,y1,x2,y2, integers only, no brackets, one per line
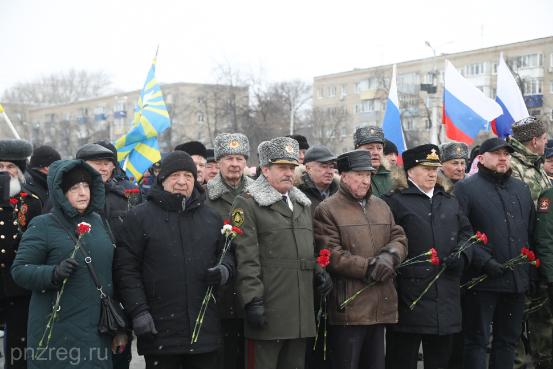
246,174,311,207
207,173,254,200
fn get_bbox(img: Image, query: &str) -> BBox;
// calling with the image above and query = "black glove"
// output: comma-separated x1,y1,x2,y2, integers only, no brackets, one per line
483,258,505,278
315,269,333,297
370,253,397,282
205,265,229,286
52,258,79,284
132,311,158,337
245,297,266,329
444,253,465,276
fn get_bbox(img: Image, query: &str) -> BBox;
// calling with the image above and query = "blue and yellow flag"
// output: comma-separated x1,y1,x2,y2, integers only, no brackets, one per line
115,56,170,181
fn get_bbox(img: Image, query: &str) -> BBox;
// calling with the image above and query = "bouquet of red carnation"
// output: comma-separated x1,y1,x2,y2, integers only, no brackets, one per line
340,248,440,310
462,247,540,290
191,220,243,344
313,248,331,360
38,222,92,350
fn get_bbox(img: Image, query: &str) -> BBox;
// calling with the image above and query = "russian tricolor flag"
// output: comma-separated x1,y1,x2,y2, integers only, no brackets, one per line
492,53,529,138
382,65,407,162
443,60,502,144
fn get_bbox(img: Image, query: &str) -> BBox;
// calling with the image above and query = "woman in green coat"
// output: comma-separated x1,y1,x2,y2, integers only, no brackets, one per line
11,159,126,369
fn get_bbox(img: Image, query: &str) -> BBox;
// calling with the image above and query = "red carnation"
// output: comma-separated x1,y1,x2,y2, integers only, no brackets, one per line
9,198,18,206
430,248,438,258
527,250,536,262
19,192,28,198
317,249,331,268
224,219,230,225
231,226,244,235
76,222,92,236
430,255,440,265
521,247,531,257
477,232,488,245
533,259,541,268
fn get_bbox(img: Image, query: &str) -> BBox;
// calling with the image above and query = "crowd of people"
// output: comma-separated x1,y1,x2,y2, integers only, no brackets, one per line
0,115,553,369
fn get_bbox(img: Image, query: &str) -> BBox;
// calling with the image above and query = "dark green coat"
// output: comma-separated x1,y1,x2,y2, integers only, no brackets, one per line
11,160,113,369
371,165,392,198
535,188,553,283
205,173,254,319
231,174,316,340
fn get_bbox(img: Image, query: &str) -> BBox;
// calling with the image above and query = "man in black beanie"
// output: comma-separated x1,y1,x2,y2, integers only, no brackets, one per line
286,134,309,164
114,150,234,369
25,145,61,207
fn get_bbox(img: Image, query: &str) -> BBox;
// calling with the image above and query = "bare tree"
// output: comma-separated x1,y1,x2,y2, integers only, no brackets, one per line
305,106,350,147
268,80,312,135
2,69,112,106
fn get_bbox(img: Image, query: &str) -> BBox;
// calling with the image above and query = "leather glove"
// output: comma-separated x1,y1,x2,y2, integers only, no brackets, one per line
370,253,397,282
52,258,79,284
483,258,505,278
245,297,266,329
205,265,229,286
444,253,465,276
132,311,158,337
315,269,333,297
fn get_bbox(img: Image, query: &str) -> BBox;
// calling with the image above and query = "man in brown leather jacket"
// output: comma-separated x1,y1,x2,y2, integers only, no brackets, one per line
313,149,407,369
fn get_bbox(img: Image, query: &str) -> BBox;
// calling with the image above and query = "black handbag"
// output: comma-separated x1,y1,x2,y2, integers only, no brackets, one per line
50,213,128,336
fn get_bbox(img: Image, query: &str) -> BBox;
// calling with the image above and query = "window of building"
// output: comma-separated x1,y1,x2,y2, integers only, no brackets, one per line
510,53,543,69
341,84,348,97
355,99,382,113
328,86,336,97
425,119,431,130
550,53,553,68
464,63,485,76
523,79,543,95
492,63,498,75
405,119,414,131
317,88,323,99
356,80,369,93
550,81,553,94
530,109,541,116
197,112,205,122
341,127,347,137
114,101,126,112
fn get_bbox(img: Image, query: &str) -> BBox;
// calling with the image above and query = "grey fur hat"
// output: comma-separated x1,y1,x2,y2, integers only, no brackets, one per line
512,116,546,143
440,142,469,163
0,139,33,172
214,133,250,160
354,126,384,148
257,141,270,166
260,137,299,167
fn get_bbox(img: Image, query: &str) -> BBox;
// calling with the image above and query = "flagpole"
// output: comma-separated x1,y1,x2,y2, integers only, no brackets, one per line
0,106,21,139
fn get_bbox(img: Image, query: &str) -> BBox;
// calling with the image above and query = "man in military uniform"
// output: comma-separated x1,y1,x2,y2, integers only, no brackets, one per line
231,136,332,369
296,145,338,215
507,116,552,369
0,139,42,369
543,141,553,185
354,126,392,197
205,133,253,369
439,142,469,185
286,134,310,165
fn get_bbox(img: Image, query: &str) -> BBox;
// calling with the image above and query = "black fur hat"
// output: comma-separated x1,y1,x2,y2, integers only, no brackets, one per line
0,139,33,172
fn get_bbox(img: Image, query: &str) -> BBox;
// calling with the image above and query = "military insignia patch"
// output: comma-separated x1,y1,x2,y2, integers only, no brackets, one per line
538,197,551,213
232,208,245,226
285,145,294,154
229,140,240,149
426,149,440,161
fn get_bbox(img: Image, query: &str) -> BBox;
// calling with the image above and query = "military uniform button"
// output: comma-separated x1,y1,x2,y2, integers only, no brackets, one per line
12,234,17,239
13,221,17,226
0,263,5,268
1,249,5,253
0,221,4,225
0,235,4,239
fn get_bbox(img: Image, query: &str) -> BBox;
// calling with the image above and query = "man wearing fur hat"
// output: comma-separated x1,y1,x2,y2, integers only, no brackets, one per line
0,139,42,369
439,142,469,185
286,134,310,164
506,116,552,369
383,144,472,369
205,133,253,369
354,126,392,197
507,116,550,204
314,149,407,369
231,136,332,369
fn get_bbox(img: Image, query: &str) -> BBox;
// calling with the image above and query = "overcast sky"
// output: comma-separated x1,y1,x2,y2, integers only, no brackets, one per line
1,0,552,95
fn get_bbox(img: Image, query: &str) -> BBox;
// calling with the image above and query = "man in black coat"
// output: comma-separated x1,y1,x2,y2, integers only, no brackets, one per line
454,138,535,369
114,151,235,369
0,139,42,369
24,144,61,209
383,144,472,369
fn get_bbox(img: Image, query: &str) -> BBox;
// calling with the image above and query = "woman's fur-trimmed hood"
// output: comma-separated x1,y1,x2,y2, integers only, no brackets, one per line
206,173,254,200
246,174,311,207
